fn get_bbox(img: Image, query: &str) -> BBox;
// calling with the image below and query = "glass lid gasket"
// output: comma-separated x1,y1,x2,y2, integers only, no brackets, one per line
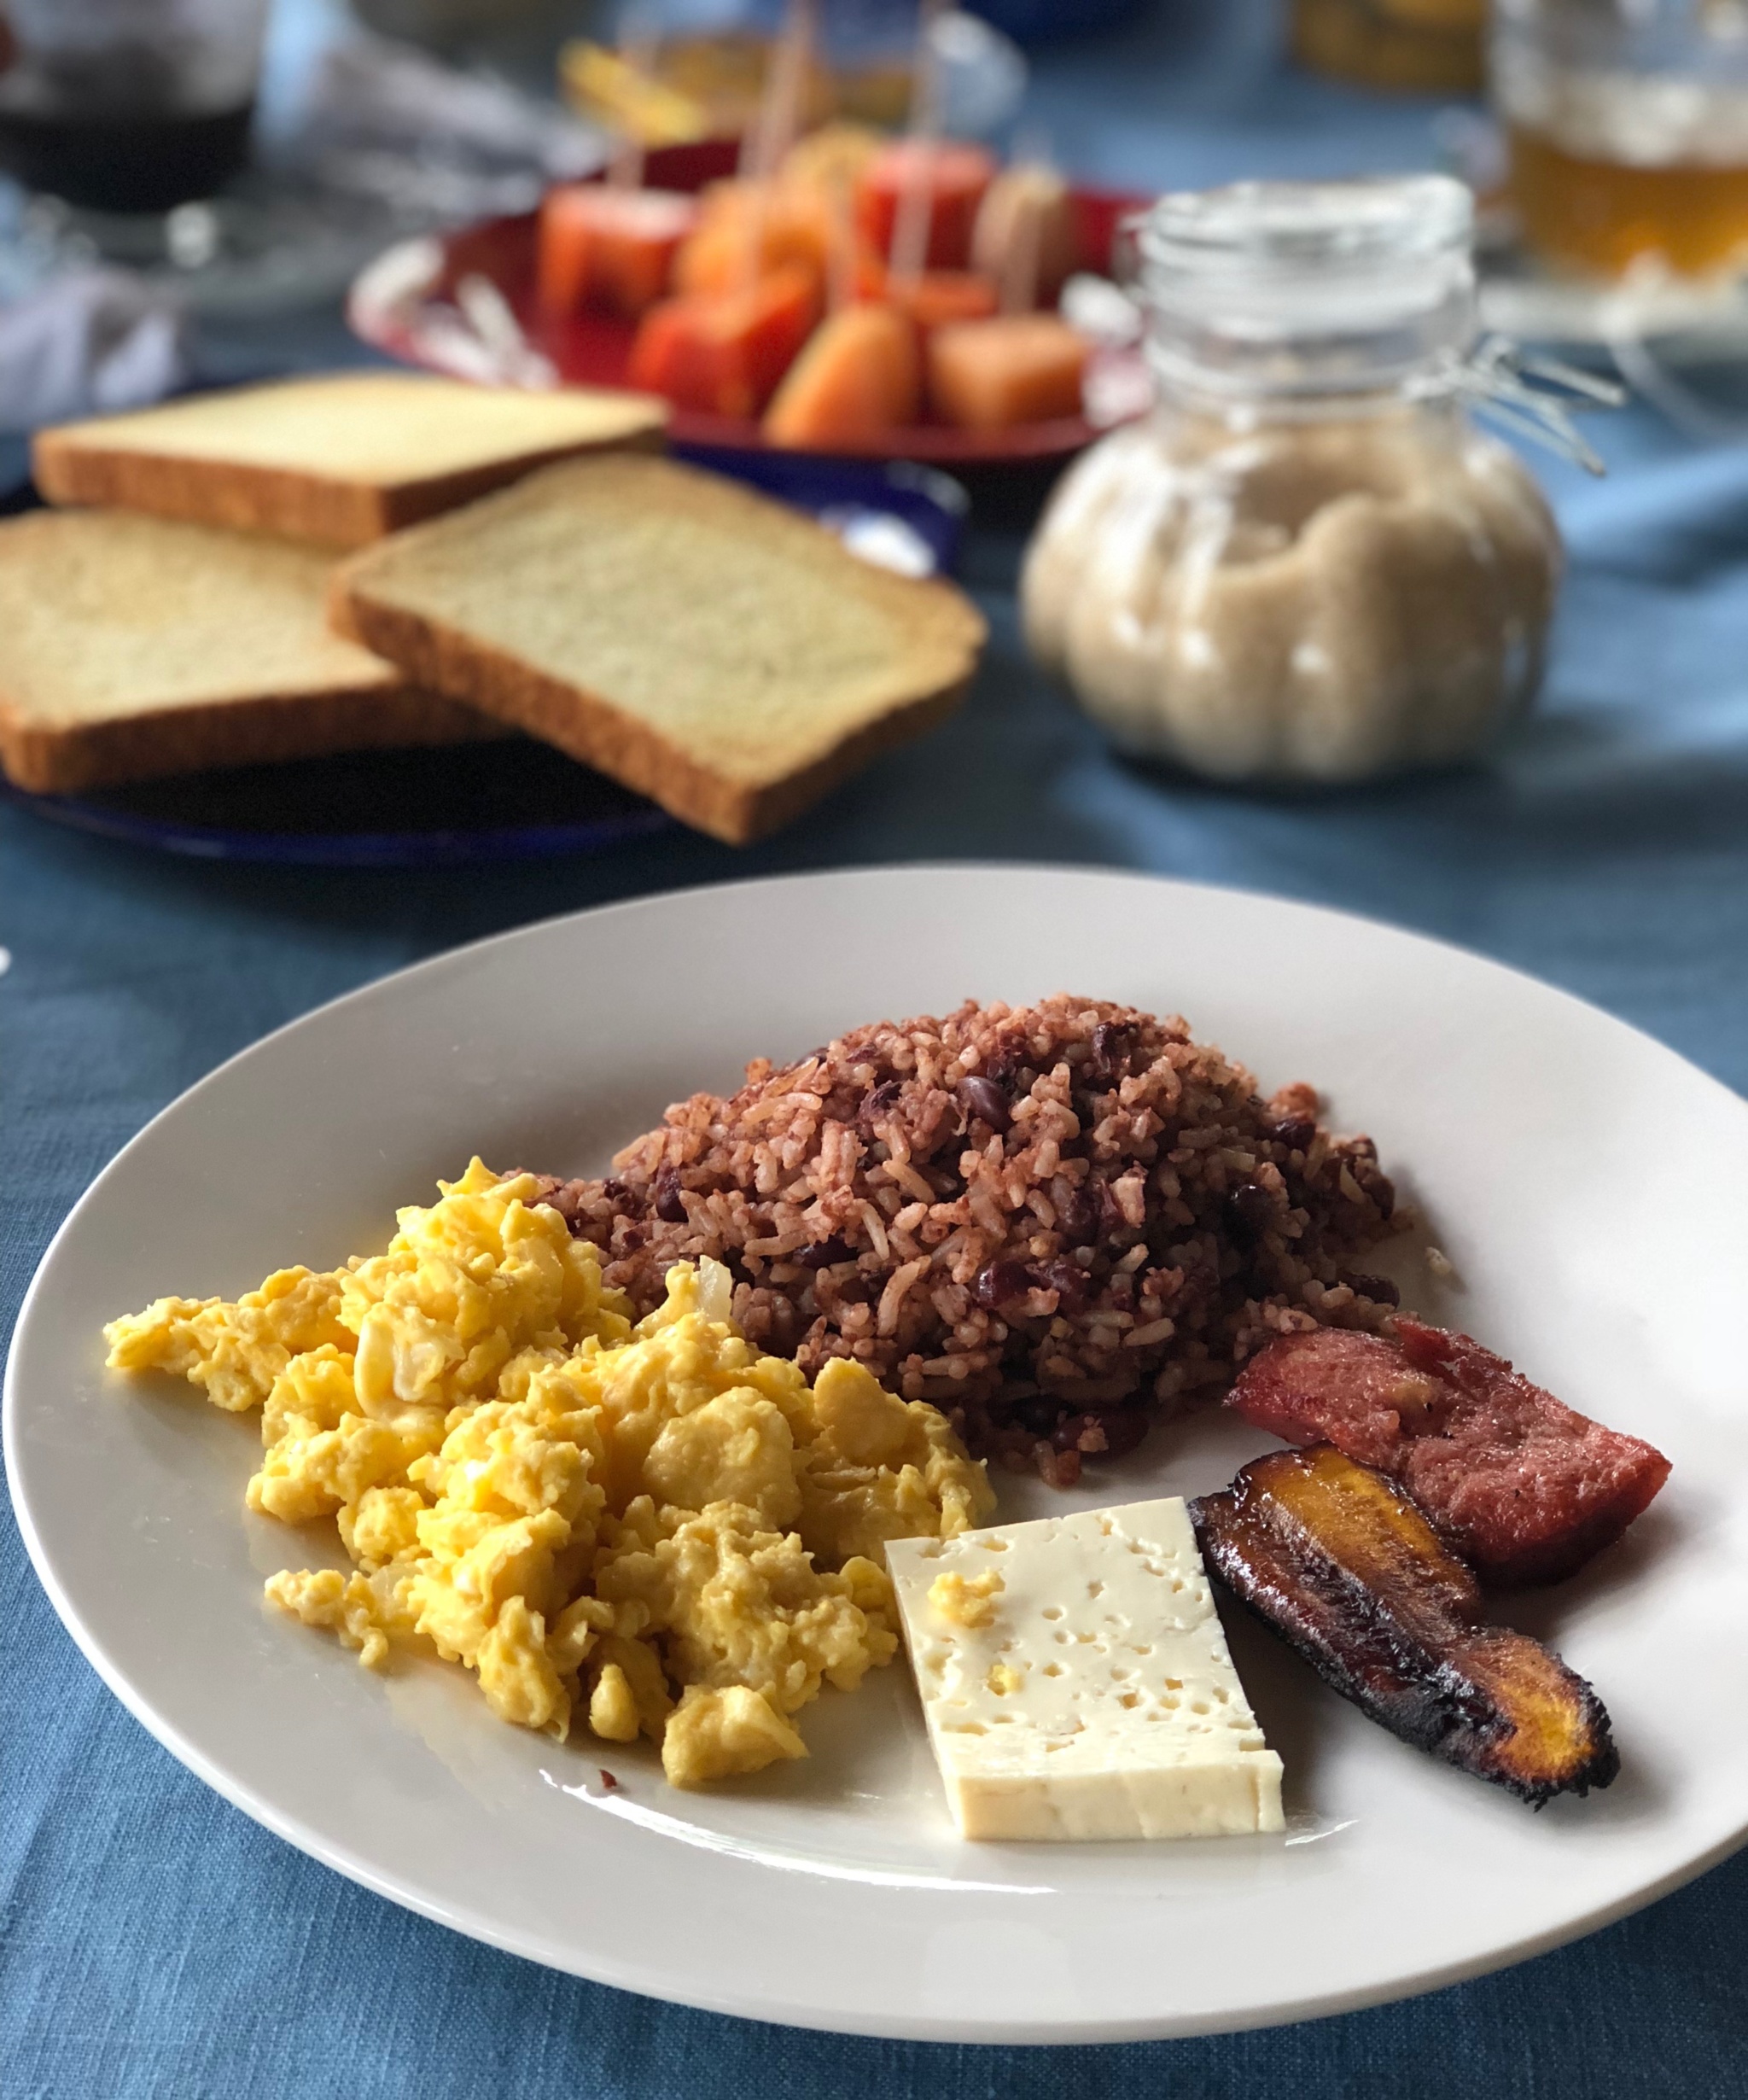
1128,174,1476,281
1124,174,1477,341
1120,175,1483,397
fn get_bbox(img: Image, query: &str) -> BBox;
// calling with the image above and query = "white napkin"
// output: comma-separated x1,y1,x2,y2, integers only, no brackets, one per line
291,33,606,218
0,267,189,433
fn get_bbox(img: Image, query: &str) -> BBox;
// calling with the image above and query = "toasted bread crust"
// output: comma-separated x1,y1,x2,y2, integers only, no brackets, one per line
0,505,508,793
329,451,987,844
32,423,668,550
333,584,970,844
0,678,502,796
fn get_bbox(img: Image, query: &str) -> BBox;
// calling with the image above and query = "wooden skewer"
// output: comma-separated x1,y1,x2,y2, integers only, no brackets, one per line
1003,166,1051,315
996,125,1055,314
889,0,950,289
608,1,659,191
733,0,817,300
826,172,856,313
744,0,817,186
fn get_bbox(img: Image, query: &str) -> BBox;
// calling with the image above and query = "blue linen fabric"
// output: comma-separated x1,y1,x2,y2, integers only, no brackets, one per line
7,6,1748,2095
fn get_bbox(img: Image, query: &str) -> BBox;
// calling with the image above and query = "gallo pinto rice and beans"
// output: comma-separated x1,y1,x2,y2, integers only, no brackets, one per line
536,997,1404,1486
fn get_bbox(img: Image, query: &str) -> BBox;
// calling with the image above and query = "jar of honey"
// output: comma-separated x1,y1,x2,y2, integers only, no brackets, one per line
1495,0,1748,279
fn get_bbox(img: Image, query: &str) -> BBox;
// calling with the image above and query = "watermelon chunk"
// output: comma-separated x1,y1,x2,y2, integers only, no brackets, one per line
855,140,996,272
627,266,820,420
538,185,698,320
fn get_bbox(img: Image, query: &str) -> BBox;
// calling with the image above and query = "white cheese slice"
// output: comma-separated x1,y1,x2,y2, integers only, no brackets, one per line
888,1497,1284,1842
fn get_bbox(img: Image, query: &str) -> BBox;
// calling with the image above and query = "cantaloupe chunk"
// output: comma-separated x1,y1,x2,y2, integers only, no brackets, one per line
855,140,996,271
676,178,889,310
627,266,820,419
887,270,998,335
674,179,835,298
538,186,699,320
763,303,921,448
926,314,1090,430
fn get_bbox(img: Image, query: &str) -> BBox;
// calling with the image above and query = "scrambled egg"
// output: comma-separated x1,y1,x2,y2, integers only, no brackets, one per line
105,1162,993,1788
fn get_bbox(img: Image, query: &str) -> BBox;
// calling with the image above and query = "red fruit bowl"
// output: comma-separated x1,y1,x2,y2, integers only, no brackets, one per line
347,138,1147,466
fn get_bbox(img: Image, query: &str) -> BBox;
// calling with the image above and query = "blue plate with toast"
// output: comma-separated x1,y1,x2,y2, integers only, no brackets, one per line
3,448,967,868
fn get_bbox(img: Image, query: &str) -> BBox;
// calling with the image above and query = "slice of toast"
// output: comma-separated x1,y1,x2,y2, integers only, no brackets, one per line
32,371,668,548
0,510,499,796
331,452,988,844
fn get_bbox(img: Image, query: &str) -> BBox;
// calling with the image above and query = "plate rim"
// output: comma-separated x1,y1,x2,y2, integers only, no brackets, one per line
9,860,1748,2043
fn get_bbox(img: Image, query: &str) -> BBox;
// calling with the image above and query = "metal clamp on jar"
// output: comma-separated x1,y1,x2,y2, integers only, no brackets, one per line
1023,175,1612,785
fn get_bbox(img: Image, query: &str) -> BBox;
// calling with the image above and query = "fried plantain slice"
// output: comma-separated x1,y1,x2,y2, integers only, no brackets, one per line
1191,1446,1618,1805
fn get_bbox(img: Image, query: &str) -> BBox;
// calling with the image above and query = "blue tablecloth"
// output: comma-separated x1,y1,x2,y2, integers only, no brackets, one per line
6,5,1748,2094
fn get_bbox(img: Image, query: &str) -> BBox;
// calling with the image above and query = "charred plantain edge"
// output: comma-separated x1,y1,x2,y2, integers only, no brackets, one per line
1190,1489,1622,1810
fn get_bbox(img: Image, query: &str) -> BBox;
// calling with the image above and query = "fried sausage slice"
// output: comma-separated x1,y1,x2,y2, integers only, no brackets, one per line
1227,1322,1669,1586
1191,1446,1619,1805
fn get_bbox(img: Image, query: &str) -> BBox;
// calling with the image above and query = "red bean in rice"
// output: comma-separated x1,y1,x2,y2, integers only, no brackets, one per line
540,996,1404,1486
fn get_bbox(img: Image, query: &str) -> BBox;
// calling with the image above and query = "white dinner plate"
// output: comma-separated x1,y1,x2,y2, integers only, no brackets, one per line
9,866,1748,2043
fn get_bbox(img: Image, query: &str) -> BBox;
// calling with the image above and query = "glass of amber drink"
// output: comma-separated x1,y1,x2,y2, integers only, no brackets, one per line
1493,0,1748,279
